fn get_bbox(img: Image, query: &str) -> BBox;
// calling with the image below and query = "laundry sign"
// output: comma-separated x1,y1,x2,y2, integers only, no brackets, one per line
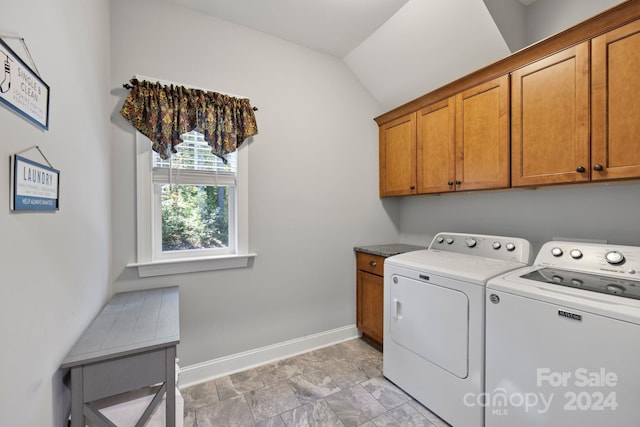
0,37,49,130
10,154,59,211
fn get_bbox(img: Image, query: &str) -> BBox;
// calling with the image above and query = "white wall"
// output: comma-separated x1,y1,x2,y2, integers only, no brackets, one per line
344,0,511,111
525,0,625,45
483,0,528,52
398,183,640,254
110,0,400,374
0,0,111,425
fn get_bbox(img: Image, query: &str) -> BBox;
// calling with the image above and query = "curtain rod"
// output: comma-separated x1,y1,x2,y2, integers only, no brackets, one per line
122,75,258,111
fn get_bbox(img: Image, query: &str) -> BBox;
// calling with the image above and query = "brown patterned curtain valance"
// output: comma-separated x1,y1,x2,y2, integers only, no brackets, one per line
120,78,258,163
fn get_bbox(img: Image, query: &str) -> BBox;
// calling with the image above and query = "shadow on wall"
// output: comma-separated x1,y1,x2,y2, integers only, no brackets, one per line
398,183,640,251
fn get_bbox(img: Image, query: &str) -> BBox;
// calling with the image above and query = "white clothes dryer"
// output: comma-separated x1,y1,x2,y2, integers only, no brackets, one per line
384,232,532,427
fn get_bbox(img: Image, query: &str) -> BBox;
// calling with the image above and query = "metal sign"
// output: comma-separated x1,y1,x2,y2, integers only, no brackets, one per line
10,154,59,211
0,37,49,130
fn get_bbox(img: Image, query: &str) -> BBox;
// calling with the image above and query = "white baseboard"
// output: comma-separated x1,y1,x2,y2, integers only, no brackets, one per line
178,324,360,388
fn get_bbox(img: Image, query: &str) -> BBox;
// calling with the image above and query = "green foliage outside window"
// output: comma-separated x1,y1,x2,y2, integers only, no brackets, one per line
161,184,229,251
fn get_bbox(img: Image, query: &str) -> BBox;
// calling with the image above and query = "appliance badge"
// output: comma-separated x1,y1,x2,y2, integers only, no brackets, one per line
558,310,582,321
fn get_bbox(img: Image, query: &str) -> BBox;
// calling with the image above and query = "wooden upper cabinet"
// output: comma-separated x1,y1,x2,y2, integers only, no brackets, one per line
417,97,455,194
511,42,590,187
592,19,640,181
416,75,509,194
456,75,510,191
379,113,417,196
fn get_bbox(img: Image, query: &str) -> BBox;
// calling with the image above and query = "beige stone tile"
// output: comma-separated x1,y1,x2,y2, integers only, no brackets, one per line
182,380,219,410
322,358,369,389
281,399,345,427
288,369,341,404
256,358,302,385
361,377,410,410
183,408,196,427
195,395,254,427
246,380,302,422
324,384,387,427
215,369,264,400
407,400,451,426
255,414,287,427
370,402,435,427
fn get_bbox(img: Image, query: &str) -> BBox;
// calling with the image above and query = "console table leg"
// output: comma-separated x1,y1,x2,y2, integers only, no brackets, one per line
166,346,177,427
70,367,84,427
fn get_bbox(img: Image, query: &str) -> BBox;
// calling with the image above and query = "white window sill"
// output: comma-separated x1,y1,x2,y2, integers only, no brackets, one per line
128,253,257,277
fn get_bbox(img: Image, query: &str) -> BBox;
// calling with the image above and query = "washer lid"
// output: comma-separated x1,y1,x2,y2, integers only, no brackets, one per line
385,250,529,285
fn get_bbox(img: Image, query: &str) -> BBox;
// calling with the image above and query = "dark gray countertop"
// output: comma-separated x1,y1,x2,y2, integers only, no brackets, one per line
354,243,427,258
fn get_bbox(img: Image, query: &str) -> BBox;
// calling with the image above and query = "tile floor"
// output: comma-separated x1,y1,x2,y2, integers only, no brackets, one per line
181,338,451,427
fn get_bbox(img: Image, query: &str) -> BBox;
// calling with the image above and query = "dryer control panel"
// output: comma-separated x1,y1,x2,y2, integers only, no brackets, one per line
428,232,532,264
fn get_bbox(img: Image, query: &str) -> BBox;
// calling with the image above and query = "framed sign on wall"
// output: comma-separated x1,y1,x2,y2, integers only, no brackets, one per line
10,154,60,211
0,36,49,130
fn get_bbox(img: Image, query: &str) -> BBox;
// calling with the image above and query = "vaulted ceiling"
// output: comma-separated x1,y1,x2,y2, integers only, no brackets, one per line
164,0,623,111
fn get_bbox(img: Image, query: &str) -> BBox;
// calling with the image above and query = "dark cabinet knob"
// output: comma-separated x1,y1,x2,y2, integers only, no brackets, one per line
409,185,415,190
455,180,461,185
576,166,586,173
593,164,603,171
447,181,454,186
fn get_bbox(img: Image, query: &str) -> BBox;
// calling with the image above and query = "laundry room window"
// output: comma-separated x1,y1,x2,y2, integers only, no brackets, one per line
130,130,254,277
152,131,237,257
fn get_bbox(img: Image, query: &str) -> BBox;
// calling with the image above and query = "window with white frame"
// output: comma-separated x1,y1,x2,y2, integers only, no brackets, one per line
132,131,253,277
153,130,237,258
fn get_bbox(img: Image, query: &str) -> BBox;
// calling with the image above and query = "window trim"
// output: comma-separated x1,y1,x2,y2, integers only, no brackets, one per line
129,132,255,277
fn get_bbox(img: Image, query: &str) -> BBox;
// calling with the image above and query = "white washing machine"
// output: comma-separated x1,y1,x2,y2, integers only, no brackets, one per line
384,232,532,427
485,241,640,427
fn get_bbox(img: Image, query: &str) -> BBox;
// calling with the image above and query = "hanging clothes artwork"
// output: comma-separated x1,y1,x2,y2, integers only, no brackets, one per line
120,78,258,163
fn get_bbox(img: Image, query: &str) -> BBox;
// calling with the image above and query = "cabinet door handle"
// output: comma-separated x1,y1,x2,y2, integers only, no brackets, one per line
409,185,415,190
576,166,586,173
369,260,377,267
593,164,603,171
447,181,453,186
455,180,461,185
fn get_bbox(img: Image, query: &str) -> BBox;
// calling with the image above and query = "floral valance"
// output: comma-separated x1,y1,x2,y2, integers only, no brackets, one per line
120,78,258,163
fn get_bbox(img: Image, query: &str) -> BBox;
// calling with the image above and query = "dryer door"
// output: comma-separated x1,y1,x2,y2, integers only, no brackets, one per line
389,274,469,378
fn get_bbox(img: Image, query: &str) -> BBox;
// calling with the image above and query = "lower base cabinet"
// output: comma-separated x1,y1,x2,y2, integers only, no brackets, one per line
356,252,385,347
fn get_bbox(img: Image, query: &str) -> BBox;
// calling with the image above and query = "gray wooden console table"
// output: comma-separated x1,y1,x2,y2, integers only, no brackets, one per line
61,286,179,427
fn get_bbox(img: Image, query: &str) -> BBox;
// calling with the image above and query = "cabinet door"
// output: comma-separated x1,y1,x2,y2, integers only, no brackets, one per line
592,20,640,181
456,75,510,191
357,270,384,346
417,98,456,194
379,113,417,197
511,42,590,187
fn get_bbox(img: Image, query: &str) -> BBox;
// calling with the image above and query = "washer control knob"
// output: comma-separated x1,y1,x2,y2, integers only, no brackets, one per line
570,249,583,259
465,238,477,248
627,269,637,275
446,238,454,245
551,247,563,257
605,251,625,265
606,284,626,294
492,242,502,250
505,242,516,252
436,236,444,244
